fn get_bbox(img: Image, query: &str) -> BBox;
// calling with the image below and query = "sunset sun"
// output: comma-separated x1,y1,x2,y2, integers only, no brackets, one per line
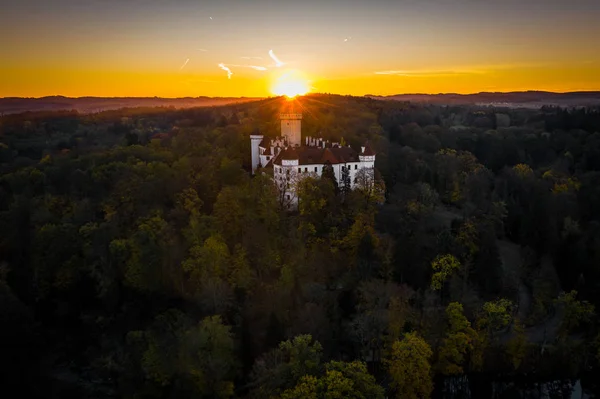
271,70,310,98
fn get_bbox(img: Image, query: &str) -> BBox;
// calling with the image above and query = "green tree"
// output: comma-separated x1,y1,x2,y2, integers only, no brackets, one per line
179,315,237,398
555,290,595,338
321,160,339,193
250,334,323,397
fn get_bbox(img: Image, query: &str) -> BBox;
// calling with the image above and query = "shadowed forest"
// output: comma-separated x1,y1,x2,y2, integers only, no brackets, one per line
1,94,600,398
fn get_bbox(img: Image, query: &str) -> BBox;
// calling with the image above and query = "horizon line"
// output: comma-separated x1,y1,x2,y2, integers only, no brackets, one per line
3,90,600,100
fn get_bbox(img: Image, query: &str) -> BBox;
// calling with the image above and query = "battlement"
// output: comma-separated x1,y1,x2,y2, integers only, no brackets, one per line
280,113,303,120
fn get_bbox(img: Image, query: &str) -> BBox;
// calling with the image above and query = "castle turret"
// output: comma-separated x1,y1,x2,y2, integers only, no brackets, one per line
250,134,264,174
358,141,376,169
280,113,302,147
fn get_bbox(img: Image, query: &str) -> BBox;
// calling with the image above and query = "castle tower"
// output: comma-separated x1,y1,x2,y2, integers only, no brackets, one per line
280,113,302,147
250,134,264,174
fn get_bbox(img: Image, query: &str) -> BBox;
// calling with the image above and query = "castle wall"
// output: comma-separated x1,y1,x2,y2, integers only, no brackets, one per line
250,135,263,174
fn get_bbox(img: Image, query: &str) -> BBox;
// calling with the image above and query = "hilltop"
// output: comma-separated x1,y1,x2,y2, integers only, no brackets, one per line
366,90,600,108
0,95,263,115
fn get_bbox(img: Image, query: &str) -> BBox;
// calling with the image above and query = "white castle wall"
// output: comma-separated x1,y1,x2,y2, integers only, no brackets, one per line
250,134,263,174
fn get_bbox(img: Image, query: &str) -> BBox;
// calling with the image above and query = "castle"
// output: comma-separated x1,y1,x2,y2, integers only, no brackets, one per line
250,111,376,209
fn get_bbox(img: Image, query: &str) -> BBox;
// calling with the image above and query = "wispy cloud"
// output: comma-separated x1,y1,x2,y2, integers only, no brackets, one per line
198,48,208,52
218,63,233,79
241,56,263,60
374,69,483,77
269,49,285,67
180,58,190,70
225,64,267,71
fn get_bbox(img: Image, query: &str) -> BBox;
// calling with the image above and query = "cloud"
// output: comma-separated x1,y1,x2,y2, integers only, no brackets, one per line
218,63,233,79
241,56,263,60
224,63,267,71
179,58,190,70
374,69,483,77
198,48,208,52
269,49,285,67
344,36,352,42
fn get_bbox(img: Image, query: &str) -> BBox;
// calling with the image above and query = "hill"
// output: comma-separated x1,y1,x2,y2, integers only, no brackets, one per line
367,90,600,108
0,95,263,115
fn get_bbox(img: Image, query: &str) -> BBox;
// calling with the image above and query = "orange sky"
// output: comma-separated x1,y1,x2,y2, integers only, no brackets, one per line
1,0,599,97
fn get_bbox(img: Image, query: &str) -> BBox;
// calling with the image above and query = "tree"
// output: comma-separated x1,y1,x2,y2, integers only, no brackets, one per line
477,299,513,336
179,315,237,398
321,160,338,193
430,254,461,291
128,312,237,398
437,302,480,375
280,361,384,399
555,290,595,338
505,319,528,370
250,334,323,397
386,332,433,399
341,164,351,197
353,167,385,211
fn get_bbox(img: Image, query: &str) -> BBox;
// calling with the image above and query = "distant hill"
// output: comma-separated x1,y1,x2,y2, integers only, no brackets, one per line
366,91,600,108
0,96,263,115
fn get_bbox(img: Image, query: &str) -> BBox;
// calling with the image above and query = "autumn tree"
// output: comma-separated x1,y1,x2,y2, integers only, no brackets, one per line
386,332,433,399
431,254,461,292
436,302,480,375
280,361,384,399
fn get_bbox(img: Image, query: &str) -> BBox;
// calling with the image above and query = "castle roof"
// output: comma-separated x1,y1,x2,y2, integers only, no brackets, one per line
361,141,376,156
279,147,299,161
271,146,360,166
258,138,269,148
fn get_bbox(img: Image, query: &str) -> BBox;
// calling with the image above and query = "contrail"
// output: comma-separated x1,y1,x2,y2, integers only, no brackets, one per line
180,58,190,70
269,49,284,67
218,63,233,79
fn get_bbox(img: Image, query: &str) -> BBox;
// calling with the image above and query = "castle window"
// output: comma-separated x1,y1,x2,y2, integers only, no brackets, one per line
304,167,308,172
314,167,317,172
286,169,290,175
355,164,357,170
266,156,270,161
286,194,290,200
298,167,301,173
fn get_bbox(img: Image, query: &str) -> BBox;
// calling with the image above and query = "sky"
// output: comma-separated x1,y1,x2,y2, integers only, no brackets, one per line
1,0,600,97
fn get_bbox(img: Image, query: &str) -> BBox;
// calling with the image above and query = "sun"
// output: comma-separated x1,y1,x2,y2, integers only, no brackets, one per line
271,70,310,98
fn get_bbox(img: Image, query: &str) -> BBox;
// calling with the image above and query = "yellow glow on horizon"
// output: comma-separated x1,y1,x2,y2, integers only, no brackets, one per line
271,70,310,98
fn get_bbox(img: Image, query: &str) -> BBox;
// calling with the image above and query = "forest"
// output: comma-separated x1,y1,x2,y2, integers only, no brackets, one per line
1,94,600,398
